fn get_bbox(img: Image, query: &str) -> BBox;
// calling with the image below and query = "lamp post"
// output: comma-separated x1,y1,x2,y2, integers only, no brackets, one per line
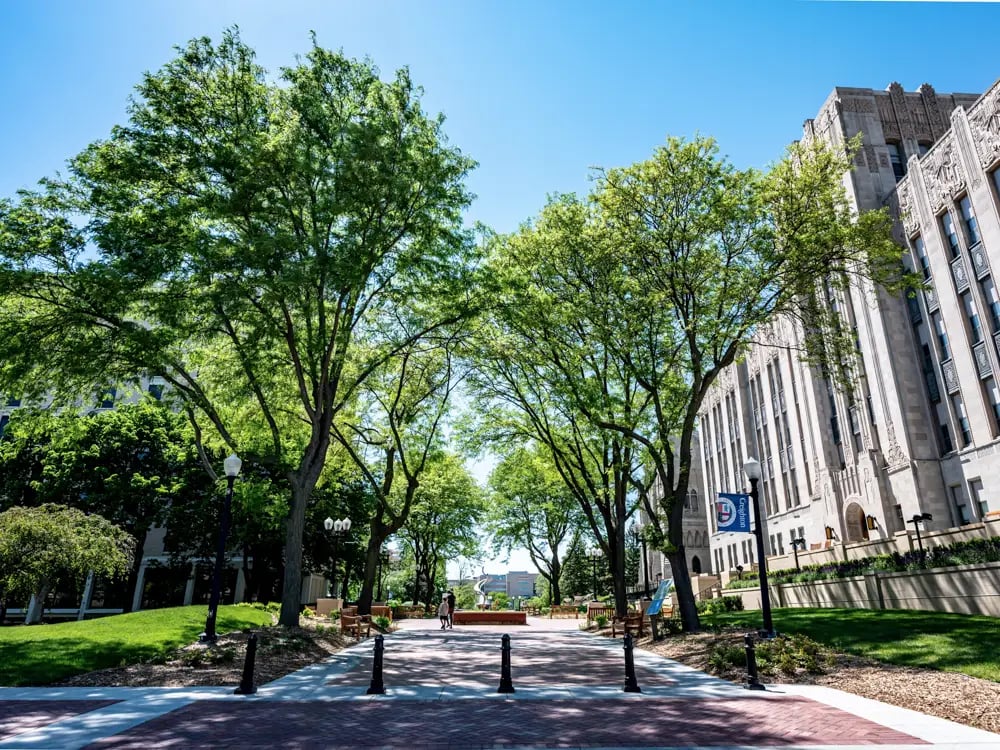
588,547,602,601
377,545,399,602
324,517,352,599
743,457,774,638
909,512,933,556
630,525,651,598
791,538,806,573
200,453,242,643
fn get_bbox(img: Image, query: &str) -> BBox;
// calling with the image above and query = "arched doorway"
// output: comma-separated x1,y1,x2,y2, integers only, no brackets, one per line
845,501,869,542
691,555,702,574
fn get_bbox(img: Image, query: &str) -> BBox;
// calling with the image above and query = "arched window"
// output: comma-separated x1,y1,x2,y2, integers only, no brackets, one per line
691,555,703,574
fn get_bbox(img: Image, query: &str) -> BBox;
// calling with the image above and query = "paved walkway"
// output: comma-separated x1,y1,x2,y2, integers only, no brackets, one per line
1,616,998,749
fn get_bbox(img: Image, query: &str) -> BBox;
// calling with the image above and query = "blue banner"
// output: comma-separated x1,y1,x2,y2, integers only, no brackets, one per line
646,578,673,616
716,492,752,533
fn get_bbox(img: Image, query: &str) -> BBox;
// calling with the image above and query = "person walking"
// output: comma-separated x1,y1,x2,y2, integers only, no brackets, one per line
437,597,449,630
446,589,456,629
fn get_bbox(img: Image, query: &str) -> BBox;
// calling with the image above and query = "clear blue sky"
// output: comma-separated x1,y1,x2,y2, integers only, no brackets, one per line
2,0,998,575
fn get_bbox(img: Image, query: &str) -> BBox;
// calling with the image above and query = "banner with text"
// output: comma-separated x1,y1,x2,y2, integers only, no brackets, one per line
716,492,752,533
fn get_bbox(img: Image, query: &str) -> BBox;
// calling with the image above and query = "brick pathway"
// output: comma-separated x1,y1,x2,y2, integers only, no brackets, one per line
0,701,117,742
2,618,998,749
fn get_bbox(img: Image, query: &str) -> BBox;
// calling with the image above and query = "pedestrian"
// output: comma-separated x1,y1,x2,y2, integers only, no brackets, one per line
446,589,456,629
438,597,449,630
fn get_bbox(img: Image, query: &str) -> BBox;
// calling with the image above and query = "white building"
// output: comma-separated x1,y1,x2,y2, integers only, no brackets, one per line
697,79,1000,578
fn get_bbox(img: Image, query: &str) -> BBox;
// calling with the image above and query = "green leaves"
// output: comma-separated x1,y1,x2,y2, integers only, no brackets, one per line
0,504,134,602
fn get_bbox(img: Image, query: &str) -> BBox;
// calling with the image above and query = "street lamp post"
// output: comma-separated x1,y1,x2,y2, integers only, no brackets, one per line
743,457,774,638
630,525,651,598
324,517,352,599
791,538,806,573
377,545,398,602
588,547,602,601
908,513,933,556
200,453,242,643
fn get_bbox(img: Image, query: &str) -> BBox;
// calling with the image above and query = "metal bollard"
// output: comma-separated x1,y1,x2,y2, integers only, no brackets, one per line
497,633,515,693
234,633,258,695
623,633,641,693
744,633,765,691
367,634,386,694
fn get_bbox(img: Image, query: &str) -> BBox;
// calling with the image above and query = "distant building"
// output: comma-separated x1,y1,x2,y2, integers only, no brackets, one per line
505,570,537,598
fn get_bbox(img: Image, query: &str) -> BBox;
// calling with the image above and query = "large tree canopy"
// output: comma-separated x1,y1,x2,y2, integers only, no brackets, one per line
471,135,910,630
0,504,134,624
0,30,477,625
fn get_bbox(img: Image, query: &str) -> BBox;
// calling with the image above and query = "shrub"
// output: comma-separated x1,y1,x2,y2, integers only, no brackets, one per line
707,645,745,674
700,596,745,615
595,614,608,629
755,634,830,676
374,615,391,630
301,606,315,618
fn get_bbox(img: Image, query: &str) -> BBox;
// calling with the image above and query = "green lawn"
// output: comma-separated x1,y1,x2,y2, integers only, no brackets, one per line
705,607,1000,682
0,605,272,686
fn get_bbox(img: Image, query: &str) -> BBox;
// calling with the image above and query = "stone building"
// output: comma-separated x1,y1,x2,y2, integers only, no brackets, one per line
697,80,1000,577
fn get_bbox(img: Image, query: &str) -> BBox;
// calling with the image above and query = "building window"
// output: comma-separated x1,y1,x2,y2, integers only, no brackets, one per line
147,383,164,400
969,479,989,518
932,312,951,360
0,415,8,438
921,343,941,403
959,196,981,246
982,278,1000,334
5,396,20,407
941,212,961,259
887,143,906,180
913,236,931,279
961,291,984,345
939,421,954,453
951,485,971,525
918,143,931,157
776,532,785,555
100,388,116,410
952,394,971,447
984,377,1000,434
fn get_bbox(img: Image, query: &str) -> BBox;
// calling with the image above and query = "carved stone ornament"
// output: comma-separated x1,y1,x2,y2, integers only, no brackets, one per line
885,439,907,470
969,84,1000,168
841,97,875,114
971,244,991,279
878,95,900,139
921,137,964,212
896,181,917,234
951,107,983,188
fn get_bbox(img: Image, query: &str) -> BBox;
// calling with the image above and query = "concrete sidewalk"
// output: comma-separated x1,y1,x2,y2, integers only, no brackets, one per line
1,616,998,749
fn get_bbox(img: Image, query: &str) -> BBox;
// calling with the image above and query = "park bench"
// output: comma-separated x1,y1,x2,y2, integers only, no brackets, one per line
612,612,647,638
586,605,615,626
341,613,372,640
524,605,541,616
370,605,392,621
549,605,579,618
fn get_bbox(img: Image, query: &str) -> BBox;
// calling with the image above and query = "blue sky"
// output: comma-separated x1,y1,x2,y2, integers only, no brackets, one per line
2,0,998,576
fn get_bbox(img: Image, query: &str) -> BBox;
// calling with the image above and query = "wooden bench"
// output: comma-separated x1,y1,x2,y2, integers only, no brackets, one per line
341,614,372,640
370,605,392,622
524,605,541,616
586,605,615,626
452,610,527,626
612,612,647,638
549,605,579,618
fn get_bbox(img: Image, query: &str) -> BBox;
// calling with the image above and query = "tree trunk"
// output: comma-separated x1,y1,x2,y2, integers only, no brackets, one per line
278,482,312,627
122,532,147,613
549,558,562,605
356,534,382,615
668,547,698,631
25,582,50,625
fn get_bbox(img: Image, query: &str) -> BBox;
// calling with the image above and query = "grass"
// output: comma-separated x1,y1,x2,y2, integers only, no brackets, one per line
0,604,272,686
704,607,1000,682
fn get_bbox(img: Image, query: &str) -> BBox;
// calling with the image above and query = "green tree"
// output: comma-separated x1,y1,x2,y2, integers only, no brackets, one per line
472,135,909,630
0,505,134,624
0,30,476,626
486,446,580,606
398,453,482,609
0,402,217,611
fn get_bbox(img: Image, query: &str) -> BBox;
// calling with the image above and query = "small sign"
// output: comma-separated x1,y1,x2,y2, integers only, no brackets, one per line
716,492,752,533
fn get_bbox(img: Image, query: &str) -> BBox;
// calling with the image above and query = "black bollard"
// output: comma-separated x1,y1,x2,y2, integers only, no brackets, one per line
744,633,765,691
497,633,515,693
623,633,641,693
367,634,386,695
234,633,258,695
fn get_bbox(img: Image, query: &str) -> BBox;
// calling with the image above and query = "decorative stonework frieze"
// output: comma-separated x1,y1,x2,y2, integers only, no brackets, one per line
921,137,964,212
941,359,960,394
909,157,933,228
910,99,932,141
895,181,917,235
968,84,1000,169
951,256,970,293
924,283,938,312
973,342,992,378
971,244,991,279
841,97,875,113
878,95,899,139
951,107,982,188
864,145,878,173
